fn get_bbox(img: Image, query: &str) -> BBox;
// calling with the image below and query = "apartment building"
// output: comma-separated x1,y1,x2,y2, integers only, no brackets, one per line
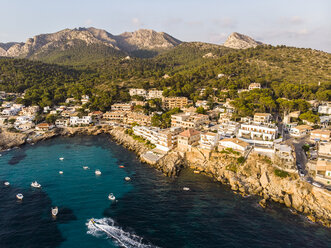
111,103,133,111
177,128,200,152
124,112,152,126
238,122,278,145
254,113,272,123
132,126,160,144
290,125,313,137
55,119,69,127
20,106,39,116
70,116,92,126
162,97,188,109
103,111,127,121
147,89,163,99
171,112,209,129
156,126,183,151
199,132,220,150
310,129,331,142
129,88,147,97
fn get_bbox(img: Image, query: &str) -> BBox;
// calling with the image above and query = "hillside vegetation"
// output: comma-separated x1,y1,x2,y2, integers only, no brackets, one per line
0,44,330,113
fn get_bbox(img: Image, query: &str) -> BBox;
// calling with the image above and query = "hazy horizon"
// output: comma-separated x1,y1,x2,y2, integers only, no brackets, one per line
1,0,330,52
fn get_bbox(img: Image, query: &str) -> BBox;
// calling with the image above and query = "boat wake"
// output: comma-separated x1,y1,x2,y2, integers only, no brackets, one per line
86,217,159,248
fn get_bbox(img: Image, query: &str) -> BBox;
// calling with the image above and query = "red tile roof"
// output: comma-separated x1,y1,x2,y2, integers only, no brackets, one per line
179,128,200,137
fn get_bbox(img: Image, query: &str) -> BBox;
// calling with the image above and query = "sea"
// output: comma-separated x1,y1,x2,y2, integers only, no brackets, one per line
0,135,330,248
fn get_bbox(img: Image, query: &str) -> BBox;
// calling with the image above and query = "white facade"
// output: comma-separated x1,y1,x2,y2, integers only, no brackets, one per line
132,126,160,144
147,90,163,99
70,116,92,126
129,88,147,97
318,103,331,115
218,138,249,152
238,123,278,145
199,132,220,150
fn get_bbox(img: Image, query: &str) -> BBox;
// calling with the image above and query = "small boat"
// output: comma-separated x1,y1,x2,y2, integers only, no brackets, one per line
119,165,125,168
108,193,116,201
59,157,64,161
0,154,2,157
183,187,190,191
16,193,24,200
31,181,41,188
124,177,131,181
51,206,59,217
95,169,102,176
193,170,200,174
59,171,64,174
4,181,10,186
83,166,89,170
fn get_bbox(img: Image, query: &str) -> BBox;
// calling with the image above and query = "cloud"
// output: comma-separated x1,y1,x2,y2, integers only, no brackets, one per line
279,16,304,25
132,17,144,27
213,18,237,29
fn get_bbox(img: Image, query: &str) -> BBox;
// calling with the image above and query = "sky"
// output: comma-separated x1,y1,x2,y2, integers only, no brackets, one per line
0,0,330,52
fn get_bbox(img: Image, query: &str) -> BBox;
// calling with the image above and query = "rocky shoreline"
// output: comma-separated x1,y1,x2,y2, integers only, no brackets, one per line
1,126,330,227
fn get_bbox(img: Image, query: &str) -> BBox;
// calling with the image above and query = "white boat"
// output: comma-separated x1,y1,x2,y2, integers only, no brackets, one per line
16,193,24,200
124,177,131,181
59,157,64,161
31,181,41,188
51,206,59,217
108,193,116,201
83,166,89,170
59,171,64,174
183,187,190,191
4,181,10,186
95,169,102,176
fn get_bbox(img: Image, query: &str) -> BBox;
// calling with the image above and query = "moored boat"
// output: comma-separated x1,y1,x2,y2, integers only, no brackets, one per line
124,177,131,181
59,171,63,174
4,181,10,186
193,170,200,174
95,169,102,175
31,181,41,188
108,193,116,201
183,187,190,191
16,193,24,200
59,157,64,161
83,166,89,170
51,206,59,217
119,165,125,168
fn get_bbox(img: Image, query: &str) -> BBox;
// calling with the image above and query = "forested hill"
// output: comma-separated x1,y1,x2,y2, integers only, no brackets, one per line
0,43,330,110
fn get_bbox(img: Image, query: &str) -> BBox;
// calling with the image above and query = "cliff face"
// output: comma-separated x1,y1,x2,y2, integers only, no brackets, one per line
186,150,331,227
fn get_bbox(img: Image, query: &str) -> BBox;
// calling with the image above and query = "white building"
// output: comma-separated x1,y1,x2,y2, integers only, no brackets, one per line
129,88,147,97
248,83,261,90
238,122,278,145
70,116,92,126
171,112,209,129
318,102,331,115
218,138,250,152
156,126,183,151
199,132,220,150
55,119,70,127
147,89,163,99
254,113,272,123
81,95,90,104
289,125,313,137
132,126,160,144
2,107,21,116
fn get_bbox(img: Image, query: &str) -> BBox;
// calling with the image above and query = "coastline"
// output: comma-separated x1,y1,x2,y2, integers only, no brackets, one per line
1,126,330,228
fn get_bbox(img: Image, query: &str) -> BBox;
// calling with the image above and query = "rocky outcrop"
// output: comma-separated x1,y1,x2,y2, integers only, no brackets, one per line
187,151,331,227
223,32,262,49
0,129,27,150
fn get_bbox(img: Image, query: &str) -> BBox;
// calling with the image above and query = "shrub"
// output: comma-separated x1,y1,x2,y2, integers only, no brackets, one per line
237,156,245,163
274,169,289,178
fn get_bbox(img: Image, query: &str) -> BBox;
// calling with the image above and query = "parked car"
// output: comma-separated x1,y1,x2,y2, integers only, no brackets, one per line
326,186,331,192
299,170,305,177
312,182,323,188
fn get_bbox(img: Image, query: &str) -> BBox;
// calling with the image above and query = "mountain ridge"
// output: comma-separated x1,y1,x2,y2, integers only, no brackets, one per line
0,27,182,59
223,32,263,49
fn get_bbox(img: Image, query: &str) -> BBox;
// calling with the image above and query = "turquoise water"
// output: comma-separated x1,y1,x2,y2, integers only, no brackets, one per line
0,135,330,248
